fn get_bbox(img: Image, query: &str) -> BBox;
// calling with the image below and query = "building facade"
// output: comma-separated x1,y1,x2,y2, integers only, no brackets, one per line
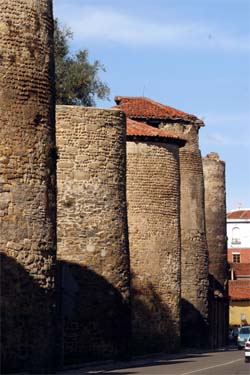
227,209,250,264
227,209,250,327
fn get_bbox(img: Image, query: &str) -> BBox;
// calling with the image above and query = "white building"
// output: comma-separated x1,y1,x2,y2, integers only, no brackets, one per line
227,209,250,263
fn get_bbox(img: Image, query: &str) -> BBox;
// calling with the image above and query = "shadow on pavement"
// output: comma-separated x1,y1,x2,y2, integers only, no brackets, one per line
60,352,213,374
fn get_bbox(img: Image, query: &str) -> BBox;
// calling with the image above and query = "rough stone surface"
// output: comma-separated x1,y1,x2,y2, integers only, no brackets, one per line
203,152,228,292
0,1,56,373
203,152,229,348
162,122,209,347
56,106,131,364
126,140,181,354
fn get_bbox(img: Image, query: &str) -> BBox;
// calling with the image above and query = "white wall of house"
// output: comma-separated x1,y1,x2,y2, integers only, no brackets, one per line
227,217,250,249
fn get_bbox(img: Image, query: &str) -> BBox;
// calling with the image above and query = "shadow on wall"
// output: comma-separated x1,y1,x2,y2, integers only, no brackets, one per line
131,273,179,356
1,254,192,372
181,299,209,348
58,261,131,365
0,252,57,374
1,253,131,372
208,274,227,296
208,274,229,349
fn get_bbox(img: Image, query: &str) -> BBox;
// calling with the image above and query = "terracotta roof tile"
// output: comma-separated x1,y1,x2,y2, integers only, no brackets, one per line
114,96,204,125
227,210,250,220
228,280,250,300
127,118,186,144
230,263,250,276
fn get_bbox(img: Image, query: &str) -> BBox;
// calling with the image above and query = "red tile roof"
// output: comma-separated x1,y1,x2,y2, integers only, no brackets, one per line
114,96,204,125
227,210,250,220
230,263,250,277
228,280,250,300
127,118,186,144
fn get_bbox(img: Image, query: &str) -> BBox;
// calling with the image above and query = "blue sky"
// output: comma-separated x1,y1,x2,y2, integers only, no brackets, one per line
53,0,250,211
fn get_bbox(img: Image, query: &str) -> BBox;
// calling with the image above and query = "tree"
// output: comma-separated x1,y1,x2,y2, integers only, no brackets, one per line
54,19,110,106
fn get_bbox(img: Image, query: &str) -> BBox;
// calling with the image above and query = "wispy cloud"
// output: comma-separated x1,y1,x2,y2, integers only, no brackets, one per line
199,112,250,146
199,113,250,126
202,133,249,146
55,5,249,52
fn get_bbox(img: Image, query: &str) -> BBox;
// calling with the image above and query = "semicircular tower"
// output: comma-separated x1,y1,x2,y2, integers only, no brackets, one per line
114,96,209,348
0,1,56,373
203,152,228,348
56,106,130,364
126,118,186,353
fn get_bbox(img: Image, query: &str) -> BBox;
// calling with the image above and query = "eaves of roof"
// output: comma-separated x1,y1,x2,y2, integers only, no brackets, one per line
114,96,204,126
228,280,250,300
126,118,186,147
227,209,250,220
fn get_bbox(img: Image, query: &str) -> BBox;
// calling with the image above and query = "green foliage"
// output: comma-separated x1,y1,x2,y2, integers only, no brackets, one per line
54,19,110,106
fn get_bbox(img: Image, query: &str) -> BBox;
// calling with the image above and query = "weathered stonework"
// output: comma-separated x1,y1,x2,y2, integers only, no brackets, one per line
0,1,56,373
203,152,227,292
163,122,209,347
203,152,229,348
113,97,210,348
126,134,183,354
56,106,130,363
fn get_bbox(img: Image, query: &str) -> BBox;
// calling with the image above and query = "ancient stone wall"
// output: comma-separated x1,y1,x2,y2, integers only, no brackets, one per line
163,122,209,347
203,152,228,348
203,152,228,292
126,140,181,353
0,1,56,373
56,106,130,363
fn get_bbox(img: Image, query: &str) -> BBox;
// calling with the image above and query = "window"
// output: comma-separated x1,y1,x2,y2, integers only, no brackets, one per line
232,253,240,263
232,227,241,244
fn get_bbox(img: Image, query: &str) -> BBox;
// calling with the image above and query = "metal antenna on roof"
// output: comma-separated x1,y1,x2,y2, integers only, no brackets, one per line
238,202,242,209
142,85,146,97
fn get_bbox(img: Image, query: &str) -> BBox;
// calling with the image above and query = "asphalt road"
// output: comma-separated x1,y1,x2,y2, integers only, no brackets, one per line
60,349,249,375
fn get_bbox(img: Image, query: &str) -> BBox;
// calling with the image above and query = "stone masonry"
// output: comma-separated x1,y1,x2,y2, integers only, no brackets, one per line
126,119,186,354
163,122,209,347
114,97,209,348
203,152,228,292
0,1,56,373
56,106,131,364
203,152,229,348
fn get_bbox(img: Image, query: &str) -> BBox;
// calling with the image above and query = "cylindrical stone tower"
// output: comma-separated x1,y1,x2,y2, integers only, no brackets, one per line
203,152,227,292
113,96,210,348
163,122,209,347
203,152,228,348
0,1,56,373
56,106,130,364
126,119,186,354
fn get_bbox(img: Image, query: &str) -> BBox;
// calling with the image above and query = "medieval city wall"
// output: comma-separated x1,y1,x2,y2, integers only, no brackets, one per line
203,152,228,348
0,1,57,373
126,139,181,353
203,152,227,291
163,122,209,347
56,106,131,363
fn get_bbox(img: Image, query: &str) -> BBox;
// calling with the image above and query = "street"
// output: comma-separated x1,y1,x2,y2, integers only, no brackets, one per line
60,349,249,375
